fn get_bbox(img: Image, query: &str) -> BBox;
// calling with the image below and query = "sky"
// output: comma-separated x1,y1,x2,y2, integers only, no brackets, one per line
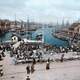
0,0,80,23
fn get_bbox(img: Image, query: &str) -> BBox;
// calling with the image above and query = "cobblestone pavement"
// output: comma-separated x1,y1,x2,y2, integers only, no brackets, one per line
0,53,80,80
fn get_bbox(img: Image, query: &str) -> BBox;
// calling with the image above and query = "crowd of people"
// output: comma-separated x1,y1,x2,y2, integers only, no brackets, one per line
0,43,66,79
10,43,43,64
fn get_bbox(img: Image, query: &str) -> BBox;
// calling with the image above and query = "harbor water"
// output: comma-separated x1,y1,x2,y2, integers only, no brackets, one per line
0,27,69,47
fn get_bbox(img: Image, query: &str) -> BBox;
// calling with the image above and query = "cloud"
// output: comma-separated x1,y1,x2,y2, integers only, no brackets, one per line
0,0,80,23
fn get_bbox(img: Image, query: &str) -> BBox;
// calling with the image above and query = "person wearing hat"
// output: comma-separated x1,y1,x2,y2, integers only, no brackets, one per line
26,65,30,74
60,54,64,62
46,60,50,70
31,63,35,73
26,76,30,80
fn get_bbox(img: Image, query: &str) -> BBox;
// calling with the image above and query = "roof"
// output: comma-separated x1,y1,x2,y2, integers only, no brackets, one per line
71,23,80,28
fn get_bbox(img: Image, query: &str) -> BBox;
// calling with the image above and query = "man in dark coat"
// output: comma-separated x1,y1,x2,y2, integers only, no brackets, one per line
26,65,30,74
31,63,35,73
0,54,3,61
46,61,50,70
33,58,36,64
60,54,64,62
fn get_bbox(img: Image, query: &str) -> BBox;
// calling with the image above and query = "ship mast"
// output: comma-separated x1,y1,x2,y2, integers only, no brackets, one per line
27,17,30,39
15,14,17,28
